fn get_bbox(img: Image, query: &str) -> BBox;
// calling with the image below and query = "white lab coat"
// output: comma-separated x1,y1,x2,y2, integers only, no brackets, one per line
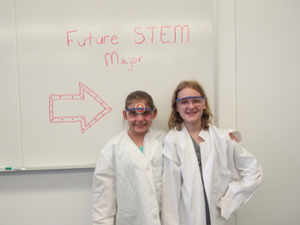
161,125,262,225
92,129,166,225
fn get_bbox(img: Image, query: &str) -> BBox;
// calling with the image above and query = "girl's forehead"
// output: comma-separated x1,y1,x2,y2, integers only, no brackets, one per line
127,99,150,108
178,87,201,98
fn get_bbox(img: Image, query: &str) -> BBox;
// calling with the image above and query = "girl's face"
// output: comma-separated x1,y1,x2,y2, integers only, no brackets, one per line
123,99,157,136
176,87,206,128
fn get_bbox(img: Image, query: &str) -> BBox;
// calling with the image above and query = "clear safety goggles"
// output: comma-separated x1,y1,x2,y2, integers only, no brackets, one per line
175,96,205,107
125,107,155,119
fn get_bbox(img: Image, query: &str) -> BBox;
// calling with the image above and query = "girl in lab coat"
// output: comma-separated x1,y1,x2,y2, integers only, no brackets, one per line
161,81,262,225
92,90,165,225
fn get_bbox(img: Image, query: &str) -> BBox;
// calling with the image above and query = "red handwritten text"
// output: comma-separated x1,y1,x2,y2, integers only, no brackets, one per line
134,25,190,44
67,30,119,47
104,51,143,71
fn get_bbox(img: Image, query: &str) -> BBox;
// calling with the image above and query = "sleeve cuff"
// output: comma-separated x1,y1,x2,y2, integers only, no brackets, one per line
217,198,241,220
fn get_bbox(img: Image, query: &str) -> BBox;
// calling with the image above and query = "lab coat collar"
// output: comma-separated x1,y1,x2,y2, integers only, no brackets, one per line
178,124,210,146
123,129,161,169
179,124,212,174
199,127,210,142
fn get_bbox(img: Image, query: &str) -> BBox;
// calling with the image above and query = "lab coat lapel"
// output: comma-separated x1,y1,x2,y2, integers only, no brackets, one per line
180,125,207,222
145,129,160,166
180,125,211,174
199,129,213,205
144,129,161,192
124,131,146,169
199,129,212,174
181,125,201,179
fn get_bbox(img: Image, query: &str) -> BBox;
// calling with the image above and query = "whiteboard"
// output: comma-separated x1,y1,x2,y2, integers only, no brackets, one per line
0,0,22,168
1,0,214,169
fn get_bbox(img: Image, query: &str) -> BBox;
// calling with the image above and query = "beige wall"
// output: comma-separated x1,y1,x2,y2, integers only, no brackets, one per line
218,1,300,225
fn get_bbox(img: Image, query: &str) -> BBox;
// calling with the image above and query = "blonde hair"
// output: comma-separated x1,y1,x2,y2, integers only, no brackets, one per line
168,81,214,131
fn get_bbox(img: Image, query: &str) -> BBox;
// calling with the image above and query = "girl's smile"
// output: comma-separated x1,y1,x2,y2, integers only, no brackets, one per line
123,99,157,137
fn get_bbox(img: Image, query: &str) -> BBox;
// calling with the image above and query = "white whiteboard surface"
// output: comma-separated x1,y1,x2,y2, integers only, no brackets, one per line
1,0,214,169
0,0,22,168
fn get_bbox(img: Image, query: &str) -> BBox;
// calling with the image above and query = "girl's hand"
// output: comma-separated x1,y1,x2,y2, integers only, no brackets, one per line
229,133,237,142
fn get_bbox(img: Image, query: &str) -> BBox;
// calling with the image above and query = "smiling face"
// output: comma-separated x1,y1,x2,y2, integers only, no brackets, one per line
123,99,157,137
176,87,206,128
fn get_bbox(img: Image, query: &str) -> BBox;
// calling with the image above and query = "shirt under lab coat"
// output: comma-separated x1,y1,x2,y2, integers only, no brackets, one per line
92,129,166,225
161,125,262,225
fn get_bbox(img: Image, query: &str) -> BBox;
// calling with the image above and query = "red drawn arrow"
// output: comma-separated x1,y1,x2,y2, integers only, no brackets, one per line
49,82,112,134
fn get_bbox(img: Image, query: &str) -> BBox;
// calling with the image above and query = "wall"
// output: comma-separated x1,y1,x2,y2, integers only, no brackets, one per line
1,1,300,225
0,169,94,225
235,1,300,224
219,0,300,225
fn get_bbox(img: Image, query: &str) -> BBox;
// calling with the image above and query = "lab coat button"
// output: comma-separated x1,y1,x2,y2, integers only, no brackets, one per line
147,166,150,171
153,214,158,219
149,190,153,195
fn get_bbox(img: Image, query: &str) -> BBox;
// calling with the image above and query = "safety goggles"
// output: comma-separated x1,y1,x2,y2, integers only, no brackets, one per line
175,96,205,107
125,107,155,119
